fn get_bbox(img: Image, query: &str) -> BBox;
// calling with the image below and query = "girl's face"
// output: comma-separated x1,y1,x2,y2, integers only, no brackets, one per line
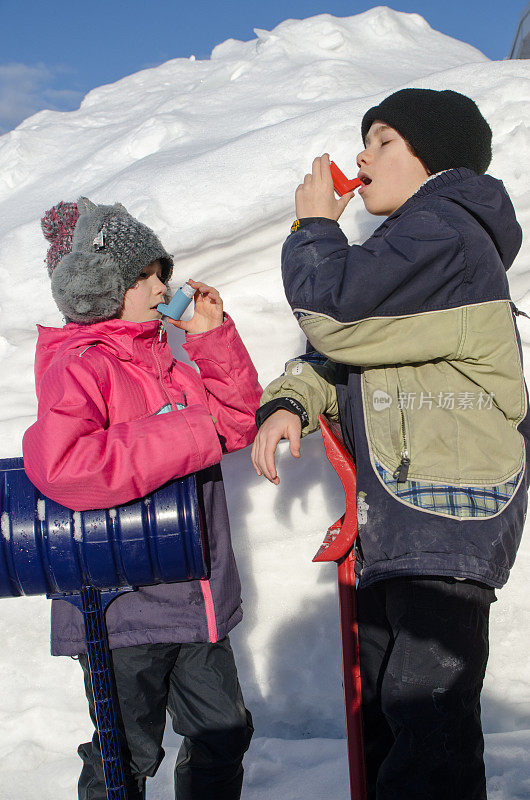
356,121,429,216
120,260,166,323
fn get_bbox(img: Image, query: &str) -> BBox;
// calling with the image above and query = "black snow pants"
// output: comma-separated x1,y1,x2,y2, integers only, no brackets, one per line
77,636,253,800
357,576,495,800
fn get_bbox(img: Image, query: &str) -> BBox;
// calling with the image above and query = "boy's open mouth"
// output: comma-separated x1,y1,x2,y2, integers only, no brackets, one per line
358,173,372,186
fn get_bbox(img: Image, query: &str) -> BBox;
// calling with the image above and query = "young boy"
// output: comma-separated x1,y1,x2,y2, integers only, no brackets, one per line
251,89,529,800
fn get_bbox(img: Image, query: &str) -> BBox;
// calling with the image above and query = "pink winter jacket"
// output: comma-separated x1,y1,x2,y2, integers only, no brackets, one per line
24,314,260,510
23,314,262,655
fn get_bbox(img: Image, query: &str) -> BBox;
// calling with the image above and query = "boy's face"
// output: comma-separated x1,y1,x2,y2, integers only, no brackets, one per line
357,121,429,216
120,260,166,323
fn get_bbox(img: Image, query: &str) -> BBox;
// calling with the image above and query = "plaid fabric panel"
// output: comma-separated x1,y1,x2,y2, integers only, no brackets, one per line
375,460,522,518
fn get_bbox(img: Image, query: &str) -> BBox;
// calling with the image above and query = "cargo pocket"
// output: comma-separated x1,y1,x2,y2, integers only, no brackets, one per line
400,578,493,689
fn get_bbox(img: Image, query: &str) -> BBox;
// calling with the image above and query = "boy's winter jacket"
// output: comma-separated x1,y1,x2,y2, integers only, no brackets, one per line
23,315,261,655
261,168,529,588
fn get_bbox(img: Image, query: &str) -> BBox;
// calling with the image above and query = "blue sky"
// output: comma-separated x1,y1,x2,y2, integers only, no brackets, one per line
0,0,526,134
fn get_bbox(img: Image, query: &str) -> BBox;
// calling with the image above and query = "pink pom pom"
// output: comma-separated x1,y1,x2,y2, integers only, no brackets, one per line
41,201,79,275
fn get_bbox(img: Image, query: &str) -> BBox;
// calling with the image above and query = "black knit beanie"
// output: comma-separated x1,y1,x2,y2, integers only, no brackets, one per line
361,88,492,175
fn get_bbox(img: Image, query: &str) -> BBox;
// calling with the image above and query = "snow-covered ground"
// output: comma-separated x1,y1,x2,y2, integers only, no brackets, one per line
0,7,528,798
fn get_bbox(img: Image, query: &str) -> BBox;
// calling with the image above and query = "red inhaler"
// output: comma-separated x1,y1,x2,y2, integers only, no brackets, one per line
330,161,362,196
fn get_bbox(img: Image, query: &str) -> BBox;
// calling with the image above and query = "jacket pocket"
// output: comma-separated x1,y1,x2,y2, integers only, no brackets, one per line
363,361,525,486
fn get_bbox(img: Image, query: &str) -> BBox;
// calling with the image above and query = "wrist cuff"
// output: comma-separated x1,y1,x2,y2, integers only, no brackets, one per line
256,397,309,429
290,217,340,233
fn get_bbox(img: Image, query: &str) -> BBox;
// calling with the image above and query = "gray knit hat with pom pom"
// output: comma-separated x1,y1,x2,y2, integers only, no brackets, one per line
41,197,173,324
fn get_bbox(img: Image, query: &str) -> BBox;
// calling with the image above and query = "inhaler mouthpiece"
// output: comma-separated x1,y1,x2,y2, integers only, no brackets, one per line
157,283,195,321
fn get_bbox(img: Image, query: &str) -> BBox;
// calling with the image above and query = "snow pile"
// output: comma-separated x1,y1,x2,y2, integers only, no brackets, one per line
0,8,528,799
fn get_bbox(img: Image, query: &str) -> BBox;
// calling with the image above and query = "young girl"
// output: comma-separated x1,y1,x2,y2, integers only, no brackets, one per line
23,196,261,800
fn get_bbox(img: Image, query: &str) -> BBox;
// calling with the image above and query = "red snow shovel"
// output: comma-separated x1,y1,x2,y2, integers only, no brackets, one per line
313,415,367,800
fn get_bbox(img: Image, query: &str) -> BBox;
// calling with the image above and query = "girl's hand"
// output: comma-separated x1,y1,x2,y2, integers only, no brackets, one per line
168,280,224,334
295,153,355,221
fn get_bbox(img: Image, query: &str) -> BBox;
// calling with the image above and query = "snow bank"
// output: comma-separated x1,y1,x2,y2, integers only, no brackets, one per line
0,8,528,798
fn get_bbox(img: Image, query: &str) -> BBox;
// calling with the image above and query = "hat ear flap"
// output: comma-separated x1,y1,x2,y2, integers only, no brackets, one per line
51,251,126,324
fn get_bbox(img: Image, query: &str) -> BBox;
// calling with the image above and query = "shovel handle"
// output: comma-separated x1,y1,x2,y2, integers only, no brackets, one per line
314,415,367,799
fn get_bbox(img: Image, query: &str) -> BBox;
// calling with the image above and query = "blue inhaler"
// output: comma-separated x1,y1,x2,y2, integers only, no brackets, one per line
157,283,195,321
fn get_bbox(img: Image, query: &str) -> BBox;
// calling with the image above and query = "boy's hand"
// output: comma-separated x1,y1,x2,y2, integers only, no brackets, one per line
251,410,302,485
295,154,355,220
168,280,224,334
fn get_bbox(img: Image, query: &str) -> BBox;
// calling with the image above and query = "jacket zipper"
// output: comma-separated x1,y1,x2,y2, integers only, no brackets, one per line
153,322,216,637
152,322,174,409
393,374,410,483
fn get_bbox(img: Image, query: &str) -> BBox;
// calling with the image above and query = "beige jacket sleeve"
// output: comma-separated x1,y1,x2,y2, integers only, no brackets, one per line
260,356,339,436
